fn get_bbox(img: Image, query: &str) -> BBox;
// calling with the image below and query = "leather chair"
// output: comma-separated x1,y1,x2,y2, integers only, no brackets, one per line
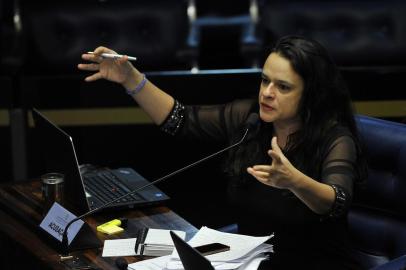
257,0,406,67
19,0,194,74
186,0,262,69
350,115,406,269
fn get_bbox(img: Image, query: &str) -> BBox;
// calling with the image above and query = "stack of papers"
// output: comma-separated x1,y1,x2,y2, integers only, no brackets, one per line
136,228,186,257
128,226,273,270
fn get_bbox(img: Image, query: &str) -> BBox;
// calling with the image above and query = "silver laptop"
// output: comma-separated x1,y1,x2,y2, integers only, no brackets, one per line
32,108,170,214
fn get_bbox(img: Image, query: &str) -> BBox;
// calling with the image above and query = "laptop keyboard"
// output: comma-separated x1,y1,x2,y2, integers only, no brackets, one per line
83,169,142,204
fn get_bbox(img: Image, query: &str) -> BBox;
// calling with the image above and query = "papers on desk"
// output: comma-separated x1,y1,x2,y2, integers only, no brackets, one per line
136,228,187,257
128,226,273,270
101,229,186,258
102,238,137,257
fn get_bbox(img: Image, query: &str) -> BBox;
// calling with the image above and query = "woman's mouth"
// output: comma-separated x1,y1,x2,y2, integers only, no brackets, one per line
261,103,274,112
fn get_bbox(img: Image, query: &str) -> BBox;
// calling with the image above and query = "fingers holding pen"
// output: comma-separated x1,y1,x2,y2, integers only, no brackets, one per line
81,45,135,64
77,46,137,85
93,46,116,55
83,54,103,64
77,48,111,81
80,46,116,64
77,52,103,72
81,52,102,63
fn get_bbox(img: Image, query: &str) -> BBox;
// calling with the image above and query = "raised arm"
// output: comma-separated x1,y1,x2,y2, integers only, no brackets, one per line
78,46,173,125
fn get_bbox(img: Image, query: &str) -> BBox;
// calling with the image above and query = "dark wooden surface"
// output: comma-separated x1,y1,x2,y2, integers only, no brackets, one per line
0,179,197,270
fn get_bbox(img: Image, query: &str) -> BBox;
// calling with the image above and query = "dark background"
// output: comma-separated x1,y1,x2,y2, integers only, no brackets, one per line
1,0,405,229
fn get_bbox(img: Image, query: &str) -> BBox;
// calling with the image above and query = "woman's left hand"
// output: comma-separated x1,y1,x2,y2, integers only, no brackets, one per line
247,137,300,189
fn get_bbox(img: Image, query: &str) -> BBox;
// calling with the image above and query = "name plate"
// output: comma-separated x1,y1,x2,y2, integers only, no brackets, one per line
39,202,84,244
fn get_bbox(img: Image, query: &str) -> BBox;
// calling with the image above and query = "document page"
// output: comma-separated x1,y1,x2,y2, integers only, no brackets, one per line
102,238,137,257
174,226,272,262
145,228,186,246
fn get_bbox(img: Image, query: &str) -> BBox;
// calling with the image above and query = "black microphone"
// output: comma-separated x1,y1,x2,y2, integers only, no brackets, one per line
61,113,259,255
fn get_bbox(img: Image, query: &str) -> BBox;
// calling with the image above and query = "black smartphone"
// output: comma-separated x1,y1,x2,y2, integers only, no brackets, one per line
194,242,230,256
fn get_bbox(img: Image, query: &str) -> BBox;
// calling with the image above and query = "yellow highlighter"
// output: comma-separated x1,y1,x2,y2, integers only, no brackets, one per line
97,218,128,235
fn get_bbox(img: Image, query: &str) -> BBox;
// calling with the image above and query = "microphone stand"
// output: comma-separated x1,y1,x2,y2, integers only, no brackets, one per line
62,123,254,256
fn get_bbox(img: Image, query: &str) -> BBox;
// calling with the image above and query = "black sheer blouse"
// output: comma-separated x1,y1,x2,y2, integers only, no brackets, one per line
160,98,360,269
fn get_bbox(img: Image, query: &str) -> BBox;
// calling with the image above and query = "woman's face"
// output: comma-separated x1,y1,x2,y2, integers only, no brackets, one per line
258,52,304,128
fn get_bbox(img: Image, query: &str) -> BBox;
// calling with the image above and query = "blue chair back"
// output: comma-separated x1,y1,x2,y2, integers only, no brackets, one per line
350,115,406,269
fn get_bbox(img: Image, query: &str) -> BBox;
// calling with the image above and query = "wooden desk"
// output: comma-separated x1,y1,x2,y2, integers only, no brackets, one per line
0,180,197,269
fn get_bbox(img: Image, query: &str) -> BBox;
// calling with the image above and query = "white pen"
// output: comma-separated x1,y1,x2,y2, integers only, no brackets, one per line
87,51,137,61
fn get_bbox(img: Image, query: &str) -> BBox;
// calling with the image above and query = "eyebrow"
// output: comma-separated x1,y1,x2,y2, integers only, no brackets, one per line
261,73,294,87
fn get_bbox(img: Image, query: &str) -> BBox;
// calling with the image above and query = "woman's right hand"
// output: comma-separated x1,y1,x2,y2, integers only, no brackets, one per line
78,46,175,125
77,46,137,87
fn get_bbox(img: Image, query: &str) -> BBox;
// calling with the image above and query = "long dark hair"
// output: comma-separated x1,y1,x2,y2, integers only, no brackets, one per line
226,35,366,185
272,36,365,181
274,36,355,137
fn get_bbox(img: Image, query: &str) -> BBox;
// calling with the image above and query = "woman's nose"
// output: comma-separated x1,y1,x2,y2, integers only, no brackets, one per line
263,83,276,98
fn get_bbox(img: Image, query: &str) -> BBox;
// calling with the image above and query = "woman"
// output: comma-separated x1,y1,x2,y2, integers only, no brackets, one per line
78,36,365,269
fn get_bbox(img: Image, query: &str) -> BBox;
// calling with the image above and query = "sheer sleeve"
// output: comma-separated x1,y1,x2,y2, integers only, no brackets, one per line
159,99,256,143
321,135,357,218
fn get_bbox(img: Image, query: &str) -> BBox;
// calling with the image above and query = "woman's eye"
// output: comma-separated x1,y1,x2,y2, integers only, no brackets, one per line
261,77,270,85
278,84,291,91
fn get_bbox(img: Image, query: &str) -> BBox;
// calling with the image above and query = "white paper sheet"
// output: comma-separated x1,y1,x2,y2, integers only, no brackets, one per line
128,255,171,270
145,229,186,246
102,238,137,257
171,226,272,262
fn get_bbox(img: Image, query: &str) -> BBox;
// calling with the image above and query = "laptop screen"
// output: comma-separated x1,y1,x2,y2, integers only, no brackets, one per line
170,231,215,270
32,108,90,214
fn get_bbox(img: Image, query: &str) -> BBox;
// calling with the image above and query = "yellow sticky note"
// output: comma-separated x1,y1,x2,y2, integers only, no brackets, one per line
97,219,124,235
98,224,124,235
